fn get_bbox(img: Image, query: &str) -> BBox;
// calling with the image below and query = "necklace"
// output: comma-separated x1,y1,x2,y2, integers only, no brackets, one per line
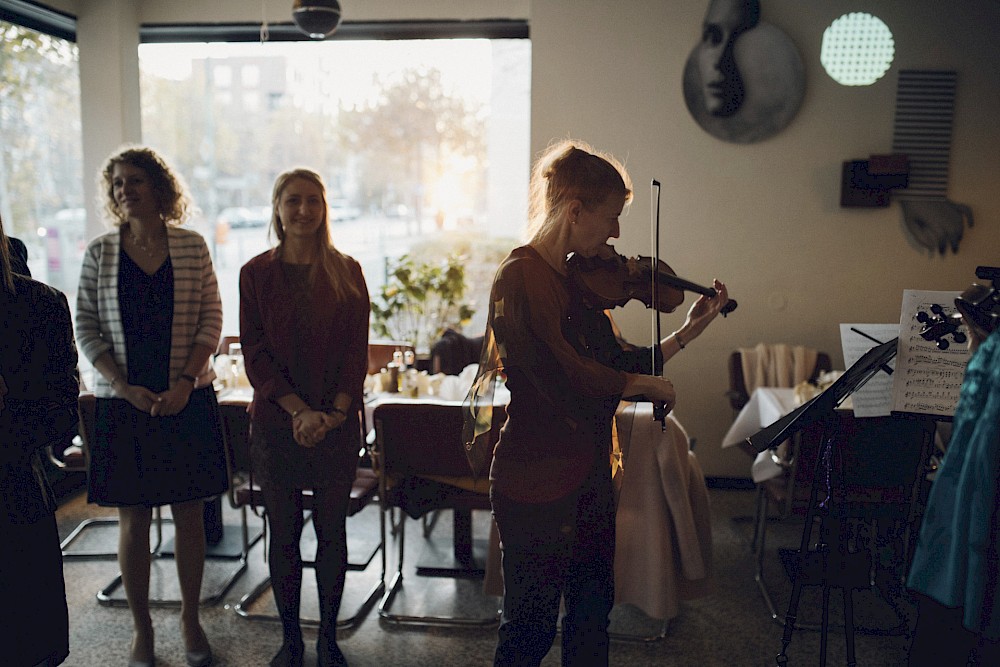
128,226,165,258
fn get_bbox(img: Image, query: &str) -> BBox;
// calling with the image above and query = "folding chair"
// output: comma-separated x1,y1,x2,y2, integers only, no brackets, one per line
372,399,502,626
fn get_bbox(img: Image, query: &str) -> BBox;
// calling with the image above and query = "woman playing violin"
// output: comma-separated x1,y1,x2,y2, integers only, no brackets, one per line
468,139,729,666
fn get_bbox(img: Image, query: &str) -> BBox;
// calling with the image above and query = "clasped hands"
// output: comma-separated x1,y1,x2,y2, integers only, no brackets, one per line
293,408,347,448
120,381,192,417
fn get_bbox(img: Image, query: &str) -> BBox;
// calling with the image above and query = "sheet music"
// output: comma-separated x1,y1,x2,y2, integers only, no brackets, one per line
839,324,900,417
889,289,969,418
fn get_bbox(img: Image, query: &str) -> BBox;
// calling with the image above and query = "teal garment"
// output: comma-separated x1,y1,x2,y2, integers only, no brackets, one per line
907,327,1000,640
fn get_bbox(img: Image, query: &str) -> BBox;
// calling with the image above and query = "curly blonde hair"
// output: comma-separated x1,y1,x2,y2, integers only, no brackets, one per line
98,145,194,226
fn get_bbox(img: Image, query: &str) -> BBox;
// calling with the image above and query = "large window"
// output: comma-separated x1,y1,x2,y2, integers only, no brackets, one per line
138,36,531,340
0,18,85,299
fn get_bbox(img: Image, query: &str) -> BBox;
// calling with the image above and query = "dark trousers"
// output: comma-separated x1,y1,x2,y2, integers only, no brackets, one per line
492,465,615,667
3,511,69,667
908,593,1000,666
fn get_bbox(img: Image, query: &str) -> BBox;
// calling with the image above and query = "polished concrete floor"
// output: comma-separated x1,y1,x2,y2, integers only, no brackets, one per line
54,486,912,666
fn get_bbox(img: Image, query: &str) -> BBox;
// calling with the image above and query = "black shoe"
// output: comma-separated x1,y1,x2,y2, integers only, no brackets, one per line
316,641,348,667
269,641,304,667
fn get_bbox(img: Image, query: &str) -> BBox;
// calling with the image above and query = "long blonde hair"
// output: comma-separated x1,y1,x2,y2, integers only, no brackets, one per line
525,139,633,245
270,168,365,303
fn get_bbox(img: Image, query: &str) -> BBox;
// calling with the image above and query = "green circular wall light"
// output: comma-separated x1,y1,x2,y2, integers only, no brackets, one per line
821,13,895,86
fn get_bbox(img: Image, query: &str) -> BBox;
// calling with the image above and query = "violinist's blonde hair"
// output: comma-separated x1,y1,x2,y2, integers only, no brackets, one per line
525,139,633,245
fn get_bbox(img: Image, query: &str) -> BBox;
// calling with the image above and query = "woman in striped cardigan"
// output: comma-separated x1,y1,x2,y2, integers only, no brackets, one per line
76,146,226,667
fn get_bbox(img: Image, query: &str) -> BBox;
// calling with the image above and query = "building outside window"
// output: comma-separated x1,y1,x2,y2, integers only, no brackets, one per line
139,37,531,339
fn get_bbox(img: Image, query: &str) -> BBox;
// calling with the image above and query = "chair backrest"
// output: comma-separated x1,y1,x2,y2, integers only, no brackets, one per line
727,348,832,412
373,400,471,478
217,394,252,485
368,340,414,376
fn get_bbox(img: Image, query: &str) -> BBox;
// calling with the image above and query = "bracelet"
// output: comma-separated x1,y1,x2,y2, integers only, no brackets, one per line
180,373,197,385
291,407,308,420
674,331,686,350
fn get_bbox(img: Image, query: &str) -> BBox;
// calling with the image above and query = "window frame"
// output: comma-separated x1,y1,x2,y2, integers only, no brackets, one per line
140,19,528,44
0,0,76,41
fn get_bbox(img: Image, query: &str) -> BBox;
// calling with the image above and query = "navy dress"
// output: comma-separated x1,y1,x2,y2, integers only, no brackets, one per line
88,250,228,507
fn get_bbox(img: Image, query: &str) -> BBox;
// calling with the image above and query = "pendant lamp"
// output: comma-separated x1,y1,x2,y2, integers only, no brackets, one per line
292,0,342,39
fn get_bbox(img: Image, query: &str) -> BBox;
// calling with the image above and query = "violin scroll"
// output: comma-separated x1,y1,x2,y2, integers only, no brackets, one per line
917,303,966,350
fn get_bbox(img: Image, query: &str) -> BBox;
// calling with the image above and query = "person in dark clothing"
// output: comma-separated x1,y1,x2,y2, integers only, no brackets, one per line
1,213,78,666
465,140,730,666
240,168,370,667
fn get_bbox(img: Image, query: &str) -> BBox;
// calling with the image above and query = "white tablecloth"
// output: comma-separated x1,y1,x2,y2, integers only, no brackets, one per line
721,387,799,482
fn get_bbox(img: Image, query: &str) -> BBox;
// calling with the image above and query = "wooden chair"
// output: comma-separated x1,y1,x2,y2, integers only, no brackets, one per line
371,399,502,626
729,346,832,544
230,406,384,630
726,348,832,413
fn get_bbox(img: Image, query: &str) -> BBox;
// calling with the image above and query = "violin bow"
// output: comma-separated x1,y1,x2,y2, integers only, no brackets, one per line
650,179,667,431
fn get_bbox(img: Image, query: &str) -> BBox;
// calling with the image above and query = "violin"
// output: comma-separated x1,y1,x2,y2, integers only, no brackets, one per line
567,246,738,316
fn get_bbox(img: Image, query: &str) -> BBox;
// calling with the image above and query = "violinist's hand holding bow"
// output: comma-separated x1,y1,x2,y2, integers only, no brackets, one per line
623,374,677,414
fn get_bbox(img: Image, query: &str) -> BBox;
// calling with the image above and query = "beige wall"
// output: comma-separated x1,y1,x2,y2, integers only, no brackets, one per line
61,0,1000,477
527,1,999,477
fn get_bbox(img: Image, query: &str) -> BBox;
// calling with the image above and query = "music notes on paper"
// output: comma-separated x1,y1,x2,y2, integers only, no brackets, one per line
839,323,900,417
889,289,969,419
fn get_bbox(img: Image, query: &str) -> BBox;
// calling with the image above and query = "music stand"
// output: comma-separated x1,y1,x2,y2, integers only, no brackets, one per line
746,337,898,455
746,337,920,667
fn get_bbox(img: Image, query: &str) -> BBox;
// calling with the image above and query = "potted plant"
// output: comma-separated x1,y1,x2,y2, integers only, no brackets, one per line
371,253,475,354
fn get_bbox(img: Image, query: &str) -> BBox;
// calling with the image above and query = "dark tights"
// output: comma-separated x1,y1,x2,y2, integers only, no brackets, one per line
262,482,350,660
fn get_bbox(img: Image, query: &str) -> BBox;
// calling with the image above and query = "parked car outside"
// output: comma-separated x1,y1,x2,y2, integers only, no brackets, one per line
218,206,270,229
329,199,361,222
